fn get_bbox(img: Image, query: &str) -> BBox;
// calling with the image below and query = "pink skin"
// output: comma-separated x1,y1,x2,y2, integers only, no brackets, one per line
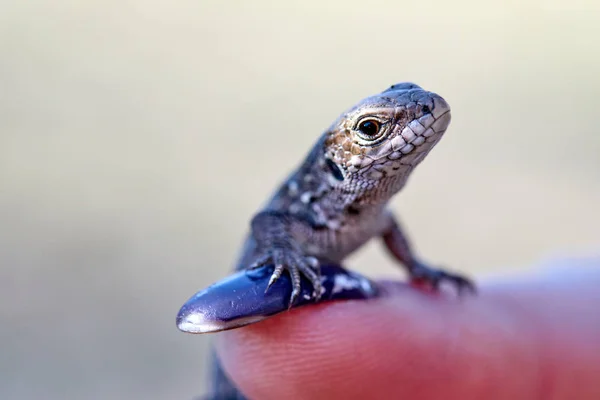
215,256,600,399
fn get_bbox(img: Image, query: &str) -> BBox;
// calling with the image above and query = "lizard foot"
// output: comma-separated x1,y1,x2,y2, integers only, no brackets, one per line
409,261,476,295
249,249,323,307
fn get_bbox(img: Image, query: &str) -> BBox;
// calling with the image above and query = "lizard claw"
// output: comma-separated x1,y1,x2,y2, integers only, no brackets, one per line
266,264,285,291
409,261,476,295
249,248,323,307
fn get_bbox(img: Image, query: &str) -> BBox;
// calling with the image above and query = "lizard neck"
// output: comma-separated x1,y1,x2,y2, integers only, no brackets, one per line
267,135,408,230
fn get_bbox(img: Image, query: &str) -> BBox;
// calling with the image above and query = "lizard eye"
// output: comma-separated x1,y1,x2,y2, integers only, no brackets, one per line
357,119,381,137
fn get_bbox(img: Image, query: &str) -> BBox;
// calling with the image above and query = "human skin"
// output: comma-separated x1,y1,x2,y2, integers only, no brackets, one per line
215,256,600,399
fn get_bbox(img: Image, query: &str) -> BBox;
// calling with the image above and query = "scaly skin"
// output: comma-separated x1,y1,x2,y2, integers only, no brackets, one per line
238,82,474,303
209,82,475,399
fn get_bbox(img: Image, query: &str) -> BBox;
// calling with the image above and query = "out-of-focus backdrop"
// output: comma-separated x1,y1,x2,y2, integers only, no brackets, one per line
1,1,599,399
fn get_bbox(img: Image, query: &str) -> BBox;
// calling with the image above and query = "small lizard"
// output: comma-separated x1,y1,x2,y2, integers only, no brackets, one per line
238,82,473,300
210,82,474,399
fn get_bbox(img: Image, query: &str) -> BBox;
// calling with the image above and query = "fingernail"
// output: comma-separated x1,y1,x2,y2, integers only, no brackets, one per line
176,264,379,334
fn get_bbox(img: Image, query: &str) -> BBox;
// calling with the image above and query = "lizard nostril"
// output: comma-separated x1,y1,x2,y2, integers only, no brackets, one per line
422,105,431,114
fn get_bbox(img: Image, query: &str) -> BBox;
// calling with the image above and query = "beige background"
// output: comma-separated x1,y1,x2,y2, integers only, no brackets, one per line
1,1,599,399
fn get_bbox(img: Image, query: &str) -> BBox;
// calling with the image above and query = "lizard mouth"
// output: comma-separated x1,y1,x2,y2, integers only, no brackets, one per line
366,109,451,161
343,109,451,180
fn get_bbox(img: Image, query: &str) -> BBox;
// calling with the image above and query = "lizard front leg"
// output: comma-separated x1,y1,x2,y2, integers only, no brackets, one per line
381,213,475,294
247,210,323,306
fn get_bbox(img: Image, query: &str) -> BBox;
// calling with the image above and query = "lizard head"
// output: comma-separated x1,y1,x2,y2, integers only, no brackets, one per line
323,83,451,185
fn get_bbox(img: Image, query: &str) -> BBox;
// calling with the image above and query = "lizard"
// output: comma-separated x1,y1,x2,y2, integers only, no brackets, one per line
208,82,475,399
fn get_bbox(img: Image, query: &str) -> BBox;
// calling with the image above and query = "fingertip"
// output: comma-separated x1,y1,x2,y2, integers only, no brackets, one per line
215,282,541,399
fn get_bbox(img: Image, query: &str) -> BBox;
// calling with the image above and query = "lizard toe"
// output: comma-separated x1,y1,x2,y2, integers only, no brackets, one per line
288,265,302,308
410,261,476,296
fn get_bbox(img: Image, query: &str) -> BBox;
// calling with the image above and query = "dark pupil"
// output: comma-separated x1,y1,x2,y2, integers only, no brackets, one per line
358,120,379,136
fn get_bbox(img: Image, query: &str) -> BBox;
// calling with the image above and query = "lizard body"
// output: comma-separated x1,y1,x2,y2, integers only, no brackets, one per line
210,82,474,399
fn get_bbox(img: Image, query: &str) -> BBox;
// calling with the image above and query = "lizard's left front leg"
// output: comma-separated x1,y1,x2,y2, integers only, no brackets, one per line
381,213,475,294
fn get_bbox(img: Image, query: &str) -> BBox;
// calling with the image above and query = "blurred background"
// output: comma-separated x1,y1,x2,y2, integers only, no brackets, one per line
1,1,599,399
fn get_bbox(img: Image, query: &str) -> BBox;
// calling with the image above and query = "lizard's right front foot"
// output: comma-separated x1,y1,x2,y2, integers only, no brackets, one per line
249,248,323,307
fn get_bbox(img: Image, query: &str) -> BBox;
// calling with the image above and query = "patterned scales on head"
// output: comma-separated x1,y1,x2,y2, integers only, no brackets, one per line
268,82,451,236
